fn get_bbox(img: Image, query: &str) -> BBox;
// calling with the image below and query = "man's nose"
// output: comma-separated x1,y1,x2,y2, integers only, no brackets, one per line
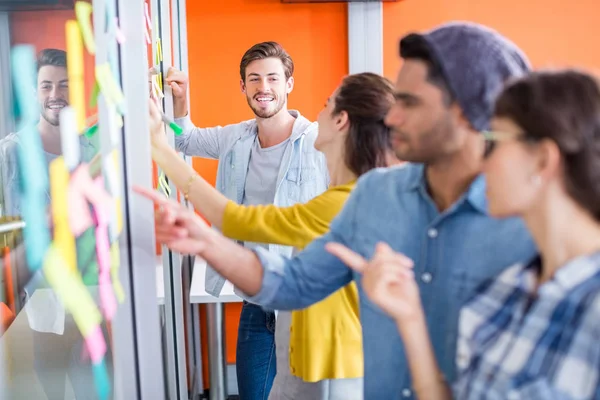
385,104,405,127
258,79,271,92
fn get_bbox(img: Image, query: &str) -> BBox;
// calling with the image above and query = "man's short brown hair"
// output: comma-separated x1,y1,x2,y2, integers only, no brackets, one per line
239,41,294,82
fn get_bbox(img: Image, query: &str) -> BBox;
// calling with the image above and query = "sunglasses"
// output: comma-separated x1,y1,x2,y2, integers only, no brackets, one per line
482,130,534,158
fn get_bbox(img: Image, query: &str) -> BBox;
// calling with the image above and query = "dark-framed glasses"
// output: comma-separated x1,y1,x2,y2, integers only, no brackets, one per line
482,130,531,158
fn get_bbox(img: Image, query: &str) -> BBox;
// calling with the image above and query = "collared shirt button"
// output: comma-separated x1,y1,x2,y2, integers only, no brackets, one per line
422,272,433,283
428,228,438,238
402,388,412,397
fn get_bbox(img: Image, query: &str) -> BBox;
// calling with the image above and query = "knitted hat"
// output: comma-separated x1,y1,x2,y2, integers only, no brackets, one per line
401,21,531,131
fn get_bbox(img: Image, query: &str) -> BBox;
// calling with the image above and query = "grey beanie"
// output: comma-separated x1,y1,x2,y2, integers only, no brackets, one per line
407,21,531,131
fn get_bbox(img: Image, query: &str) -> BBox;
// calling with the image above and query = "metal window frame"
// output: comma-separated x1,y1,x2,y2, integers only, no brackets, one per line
0,12,13,142
116,0,167,398
348,2,383,75
169,0,206,398
152,0,190,397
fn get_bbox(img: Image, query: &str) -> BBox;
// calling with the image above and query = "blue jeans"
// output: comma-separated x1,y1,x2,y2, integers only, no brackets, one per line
236,301,276,400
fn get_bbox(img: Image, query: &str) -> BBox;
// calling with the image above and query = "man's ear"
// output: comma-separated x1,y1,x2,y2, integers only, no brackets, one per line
450,103,471,130
240,79,246,94
286,76,294,95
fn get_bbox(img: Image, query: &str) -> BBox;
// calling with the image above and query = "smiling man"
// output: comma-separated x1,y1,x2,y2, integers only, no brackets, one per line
0,48,96,216
165,41,328,399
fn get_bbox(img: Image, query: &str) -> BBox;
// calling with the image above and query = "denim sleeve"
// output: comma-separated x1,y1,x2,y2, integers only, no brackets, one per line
245,179,362,310
174,115,225,159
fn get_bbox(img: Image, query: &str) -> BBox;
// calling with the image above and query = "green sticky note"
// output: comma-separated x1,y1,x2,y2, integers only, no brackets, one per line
43,245,102,336
89,80,100,109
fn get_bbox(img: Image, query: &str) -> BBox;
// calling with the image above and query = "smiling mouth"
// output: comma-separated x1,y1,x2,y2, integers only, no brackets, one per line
254,96,274,105
47,103,67,111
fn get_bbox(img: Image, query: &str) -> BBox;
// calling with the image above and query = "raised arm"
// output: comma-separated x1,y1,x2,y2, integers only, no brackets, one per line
160,68,222,159
220,185,351,249
136,176,361,311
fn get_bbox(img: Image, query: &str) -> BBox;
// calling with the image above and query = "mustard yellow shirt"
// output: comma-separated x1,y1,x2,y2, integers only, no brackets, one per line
222,182,362,382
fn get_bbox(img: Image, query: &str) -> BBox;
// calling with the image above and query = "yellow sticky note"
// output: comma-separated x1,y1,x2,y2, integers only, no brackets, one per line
110,151,123,234
49,157,77,272
75,1,96,55
66,20,86,132
96,63,126,114
156,40,163,63
110,243,124,303
43,245,102,337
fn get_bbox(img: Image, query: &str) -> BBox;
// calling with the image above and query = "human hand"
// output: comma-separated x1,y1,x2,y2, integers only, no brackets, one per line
134,185,215,255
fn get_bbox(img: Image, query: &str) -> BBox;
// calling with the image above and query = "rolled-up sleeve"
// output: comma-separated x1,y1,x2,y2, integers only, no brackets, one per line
174,115,224,159
245,181,363,310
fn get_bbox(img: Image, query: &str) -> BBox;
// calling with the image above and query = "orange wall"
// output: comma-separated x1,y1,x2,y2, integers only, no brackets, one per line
383,0,600,81
10,9,97,119
185,0,348,372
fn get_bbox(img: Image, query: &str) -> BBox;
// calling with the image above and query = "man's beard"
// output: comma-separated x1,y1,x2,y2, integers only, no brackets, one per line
41,109,60,126
40,99,67,127
246,95,285,119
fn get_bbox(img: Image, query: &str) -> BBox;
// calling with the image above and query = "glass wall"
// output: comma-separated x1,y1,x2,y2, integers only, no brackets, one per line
0,1,167,399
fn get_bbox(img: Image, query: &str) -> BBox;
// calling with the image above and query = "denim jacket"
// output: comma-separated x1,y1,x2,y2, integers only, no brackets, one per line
175,110,328,297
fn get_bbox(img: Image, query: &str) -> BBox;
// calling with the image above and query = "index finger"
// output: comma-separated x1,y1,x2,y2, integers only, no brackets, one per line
325,242,368,273
133,185,169,205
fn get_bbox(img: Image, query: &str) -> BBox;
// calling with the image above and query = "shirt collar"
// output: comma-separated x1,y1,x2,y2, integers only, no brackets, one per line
406,163,489,215
520,251,600,294
552,251,600,292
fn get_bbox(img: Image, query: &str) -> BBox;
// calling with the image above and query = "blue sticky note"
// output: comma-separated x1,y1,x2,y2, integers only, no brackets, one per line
11,46,51,271
92,359,112,400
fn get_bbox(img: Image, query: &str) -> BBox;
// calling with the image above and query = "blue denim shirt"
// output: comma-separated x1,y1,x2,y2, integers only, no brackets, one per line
249,163,537,399
175,110,329,297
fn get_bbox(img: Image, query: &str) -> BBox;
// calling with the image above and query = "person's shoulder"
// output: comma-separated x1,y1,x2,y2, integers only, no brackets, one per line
356,162,422,192
0,132,21,157
288,110,317,138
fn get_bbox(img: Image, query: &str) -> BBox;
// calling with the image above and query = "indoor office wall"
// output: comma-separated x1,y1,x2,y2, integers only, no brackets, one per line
184,0,348,381
10,10,97,119
382,0,600,80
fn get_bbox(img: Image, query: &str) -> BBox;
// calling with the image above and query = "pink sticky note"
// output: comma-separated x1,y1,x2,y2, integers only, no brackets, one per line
85,325,107,364
94,178,117,321
115,18,125,44
145,27,151,45
144,2,152,31
68,166,95,236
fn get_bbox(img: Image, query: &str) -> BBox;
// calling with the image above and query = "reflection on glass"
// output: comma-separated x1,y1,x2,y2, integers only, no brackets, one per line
0,4,113,399
0,48,97,217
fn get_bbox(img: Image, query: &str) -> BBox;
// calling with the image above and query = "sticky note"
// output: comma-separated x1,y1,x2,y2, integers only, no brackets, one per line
94,179,117,321
67,165,95,236
158,171,171,197
156,39,163,63
89,80,100,109
110,243,124,303
11,46,51,271
50,157,77,273
66,20,86,132
152,75,164,99
114,18,125,44
103,151,123,240
144,1,152,31
75,1,96,55
145,26,151,45
92,358,111,400
96,63,126,115
43,245,102,337
86,324,107,364
60,107,81,169
77,227,99,286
